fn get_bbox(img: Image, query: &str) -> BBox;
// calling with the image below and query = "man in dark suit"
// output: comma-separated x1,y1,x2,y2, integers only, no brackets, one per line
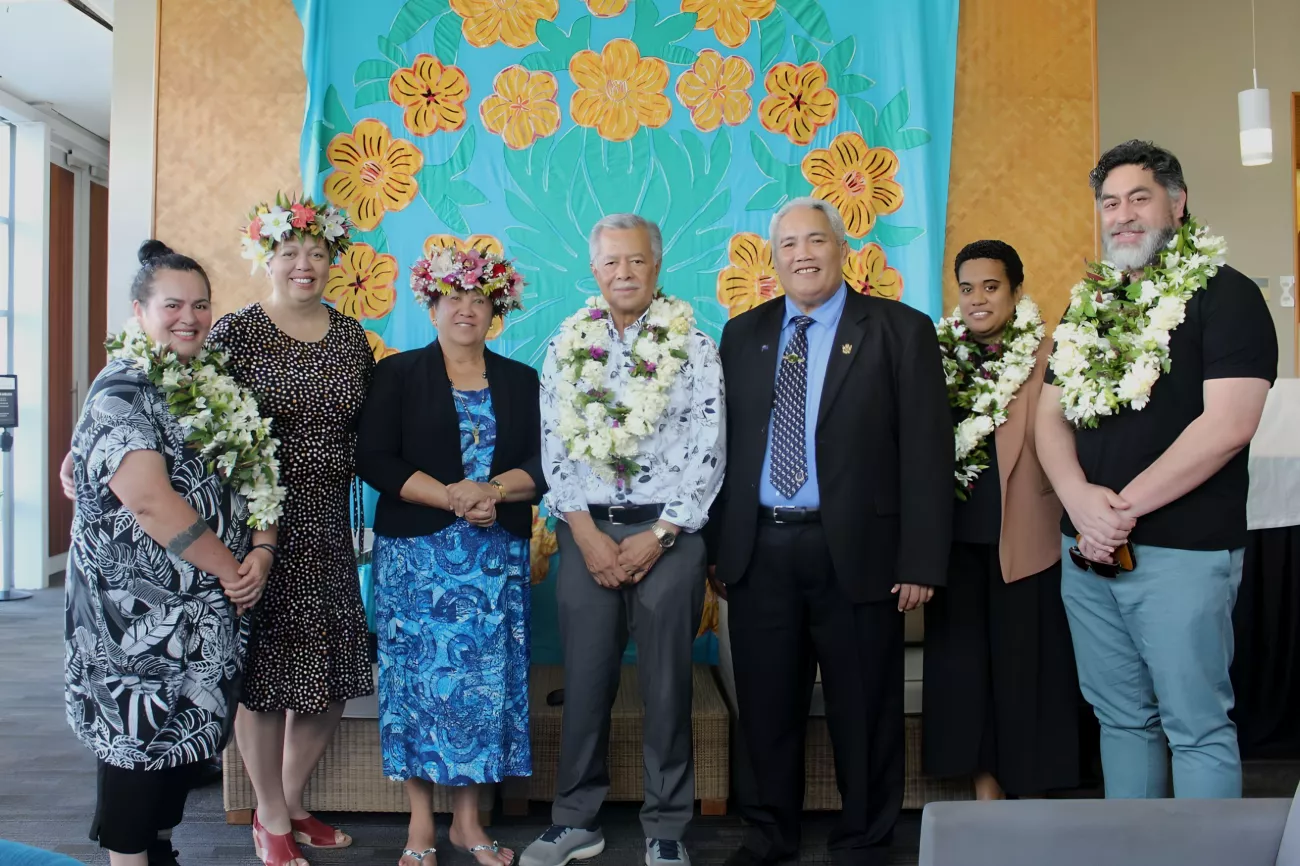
708,197,953,866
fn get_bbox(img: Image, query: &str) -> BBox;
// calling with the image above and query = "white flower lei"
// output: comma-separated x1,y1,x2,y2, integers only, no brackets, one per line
1050,217,1226,428
935,297,1044,499
107,323,286,529
552,294,694,486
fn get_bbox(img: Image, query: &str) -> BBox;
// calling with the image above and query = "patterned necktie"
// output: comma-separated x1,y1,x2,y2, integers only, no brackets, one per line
769,315,815,499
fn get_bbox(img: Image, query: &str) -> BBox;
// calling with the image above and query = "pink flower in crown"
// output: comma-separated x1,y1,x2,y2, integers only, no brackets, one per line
247,217,263,240
289,203,315,230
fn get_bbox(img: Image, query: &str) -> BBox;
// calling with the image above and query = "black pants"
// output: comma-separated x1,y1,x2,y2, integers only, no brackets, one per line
90,760,196,854
728,523,904,866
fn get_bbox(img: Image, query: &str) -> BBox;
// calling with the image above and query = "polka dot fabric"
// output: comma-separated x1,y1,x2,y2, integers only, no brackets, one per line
209,303,375,714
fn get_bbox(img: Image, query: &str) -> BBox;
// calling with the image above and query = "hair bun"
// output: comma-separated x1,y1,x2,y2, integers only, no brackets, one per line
137,239,174,265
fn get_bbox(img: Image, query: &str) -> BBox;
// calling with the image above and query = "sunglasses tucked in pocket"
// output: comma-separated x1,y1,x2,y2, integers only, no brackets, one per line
1068,535,1137,578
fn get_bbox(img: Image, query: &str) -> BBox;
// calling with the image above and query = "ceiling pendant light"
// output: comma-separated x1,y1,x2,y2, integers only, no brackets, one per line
1238,0,1272,166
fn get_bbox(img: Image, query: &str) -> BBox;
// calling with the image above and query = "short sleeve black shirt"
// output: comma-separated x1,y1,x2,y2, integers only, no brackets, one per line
1050,264,1278,550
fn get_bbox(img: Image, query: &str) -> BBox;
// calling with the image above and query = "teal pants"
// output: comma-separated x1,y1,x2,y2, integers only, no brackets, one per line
1060,537,1243,799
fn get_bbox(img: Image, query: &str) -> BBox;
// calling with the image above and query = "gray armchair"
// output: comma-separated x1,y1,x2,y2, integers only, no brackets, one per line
919,783,1300,866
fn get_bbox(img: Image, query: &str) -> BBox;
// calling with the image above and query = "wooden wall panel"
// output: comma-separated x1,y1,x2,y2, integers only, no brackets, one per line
154,0,304,318
89,181,109,380
943,0,1098,324
48,165,75,558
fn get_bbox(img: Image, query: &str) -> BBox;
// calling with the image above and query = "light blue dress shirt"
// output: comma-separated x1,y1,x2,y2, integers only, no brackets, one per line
758,284,848,508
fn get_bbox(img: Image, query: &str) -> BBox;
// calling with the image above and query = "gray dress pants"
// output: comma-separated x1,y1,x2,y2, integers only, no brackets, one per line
552,518,707,840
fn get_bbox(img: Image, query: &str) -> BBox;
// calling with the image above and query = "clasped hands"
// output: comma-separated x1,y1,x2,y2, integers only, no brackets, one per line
444,479,500,527
1068,483,1137,565
576,526,666,588
223,547,272,616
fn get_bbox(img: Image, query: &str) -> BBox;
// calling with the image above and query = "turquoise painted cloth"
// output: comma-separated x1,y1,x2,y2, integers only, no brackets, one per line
302,0,959,664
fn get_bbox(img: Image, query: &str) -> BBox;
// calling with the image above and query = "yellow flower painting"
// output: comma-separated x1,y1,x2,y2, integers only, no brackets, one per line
324,119,424,232
843,243,903,301
450,0,558,49
569,39,672,142
365,329,401,362
801,132,903,238
389,54,471,137
759,62,839,146
717,232,783,318
675,49,754,132
681,0,776,49
480,66,562,150
325,243,398,320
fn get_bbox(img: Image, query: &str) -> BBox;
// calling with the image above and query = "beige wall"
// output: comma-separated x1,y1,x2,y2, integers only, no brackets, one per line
1098,0,1299,377
942,0,1098,325
154,0,304,318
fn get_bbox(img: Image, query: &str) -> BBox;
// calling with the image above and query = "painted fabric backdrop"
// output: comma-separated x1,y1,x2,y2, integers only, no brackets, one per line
294,0,959,663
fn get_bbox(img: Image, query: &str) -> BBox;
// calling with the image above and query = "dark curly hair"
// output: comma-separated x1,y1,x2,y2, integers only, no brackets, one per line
1089,139,1189,218
131,239,211,304
954,239,1024,291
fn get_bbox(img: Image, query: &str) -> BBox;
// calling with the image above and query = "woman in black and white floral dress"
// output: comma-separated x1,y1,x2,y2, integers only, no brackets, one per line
66,241,278,866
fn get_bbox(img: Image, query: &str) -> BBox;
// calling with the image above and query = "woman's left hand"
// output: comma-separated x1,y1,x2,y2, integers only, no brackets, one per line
465,498,497,527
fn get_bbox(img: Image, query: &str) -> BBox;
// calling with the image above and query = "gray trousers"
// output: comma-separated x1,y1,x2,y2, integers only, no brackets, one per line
552,519,707,840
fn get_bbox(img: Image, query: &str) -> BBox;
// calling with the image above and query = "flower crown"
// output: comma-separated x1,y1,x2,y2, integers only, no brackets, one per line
239,193,354,273
410,246,526,317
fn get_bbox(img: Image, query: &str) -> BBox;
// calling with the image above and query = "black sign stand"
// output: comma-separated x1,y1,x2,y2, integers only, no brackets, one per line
0,374,29,602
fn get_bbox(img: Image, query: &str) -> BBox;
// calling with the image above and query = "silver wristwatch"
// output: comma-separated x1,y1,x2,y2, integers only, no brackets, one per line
651,524,678,549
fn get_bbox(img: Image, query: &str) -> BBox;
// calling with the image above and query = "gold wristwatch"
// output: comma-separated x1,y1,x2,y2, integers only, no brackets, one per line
488,479,507,500
651,523,677,549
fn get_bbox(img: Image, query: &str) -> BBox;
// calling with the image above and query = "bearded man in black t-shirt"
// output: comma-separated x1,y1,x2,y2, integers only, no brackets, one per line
1037,140,1277,800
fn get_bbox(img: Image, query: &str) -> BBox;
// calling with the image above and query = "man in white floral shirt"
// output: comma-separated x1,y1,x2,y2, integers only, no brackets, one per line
522,214,725,866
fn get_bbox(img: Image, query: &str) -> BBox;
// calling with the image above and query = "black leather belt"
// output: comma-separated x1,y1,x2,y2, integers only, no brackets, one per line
759,506,821,524
590,503,665,525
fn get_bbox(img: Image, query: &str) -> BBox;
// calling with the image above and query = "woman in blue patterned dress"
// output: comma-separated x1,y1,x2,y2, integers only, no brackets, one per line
356,246,541,866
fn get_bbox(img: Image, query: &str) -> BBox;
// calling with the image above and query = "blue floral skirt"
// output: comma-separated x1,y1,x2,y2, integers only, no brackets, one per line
373,523,531,785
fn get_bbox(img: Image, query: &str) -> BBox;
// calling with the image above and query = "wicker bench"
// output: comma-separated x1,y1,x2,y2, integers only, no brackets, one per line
222,680,493,824
500,664,730,816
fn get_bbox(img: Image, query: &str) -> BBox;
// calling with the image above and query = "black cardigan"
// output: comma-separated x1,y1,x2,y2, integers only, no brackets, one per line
355,341,546,539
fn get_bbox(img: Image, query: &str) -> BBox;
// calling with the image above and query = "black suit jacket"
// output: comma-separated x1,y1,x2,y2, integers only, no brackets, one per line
356,341,546,539
707,288,953,603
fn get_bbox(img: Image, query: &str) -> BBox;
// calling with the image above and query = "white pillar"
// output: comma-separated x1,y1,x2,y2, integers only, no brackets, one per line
12,121,50,590
107,0,159,331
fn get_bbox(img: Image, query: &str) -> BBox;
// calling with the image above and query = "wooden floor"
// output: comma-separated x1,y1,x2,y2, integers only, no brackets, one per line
2,587,1295,865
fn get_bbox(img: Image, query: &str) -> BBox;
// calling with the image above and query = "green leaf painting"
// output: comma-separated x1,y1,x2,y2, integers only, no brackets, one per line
387,0,449,44
417,126,487,234
433,12,461,66
631,0,698,66
520,16,591,72
746,132,808,212
758,13,787,70
376,34,408,67
777,0,833,44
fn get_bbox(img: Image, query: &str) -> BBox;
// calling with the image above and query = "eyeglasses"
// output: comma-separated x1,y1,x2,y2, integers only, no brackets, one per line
1068,539,1137,579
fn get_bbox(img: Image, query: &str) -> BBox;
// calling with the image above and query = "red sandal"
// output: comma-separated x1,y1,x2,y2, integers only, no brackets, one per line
291,814,353,849
253,812,309,866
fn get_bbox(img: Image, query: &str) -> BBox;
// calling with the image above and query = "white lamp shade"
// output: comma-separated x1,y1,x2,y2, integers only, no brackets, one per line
1238,87,1273,166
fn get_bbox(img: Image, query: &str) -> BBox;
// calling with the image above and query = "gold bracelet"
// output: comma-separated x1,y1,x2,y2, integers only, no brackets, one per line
489,479,507,500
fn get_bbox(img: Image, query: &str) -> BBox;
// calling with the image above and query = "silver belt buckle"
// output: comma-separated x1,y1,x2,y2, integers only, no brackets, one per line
606,505,631,525
772,506,797,524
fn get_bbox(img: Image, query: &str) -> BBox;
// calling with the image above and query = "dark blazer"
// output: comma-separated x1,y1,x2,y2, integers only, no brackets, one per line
707,288,954,603
356,341,546,540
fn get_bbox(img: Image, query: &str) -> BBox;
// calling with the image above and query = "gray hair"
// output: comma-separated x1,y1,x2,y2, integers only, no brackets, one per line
589,214,663,265
769,197,847,250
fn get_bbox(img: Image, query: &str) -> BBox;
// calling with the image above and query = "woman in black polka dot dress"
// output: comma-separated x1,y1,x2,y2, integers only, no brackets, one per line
213,195,374,865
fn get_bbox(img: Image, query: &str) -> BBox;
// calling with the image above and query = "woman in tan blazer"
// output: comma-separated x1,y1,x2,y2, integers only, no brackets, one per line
922,241,1080,800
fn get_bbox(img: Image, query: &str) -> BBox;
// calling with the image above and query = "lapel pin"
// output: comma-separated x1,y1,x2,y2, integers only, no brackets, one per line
761,344,770,351
841,343,853,355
